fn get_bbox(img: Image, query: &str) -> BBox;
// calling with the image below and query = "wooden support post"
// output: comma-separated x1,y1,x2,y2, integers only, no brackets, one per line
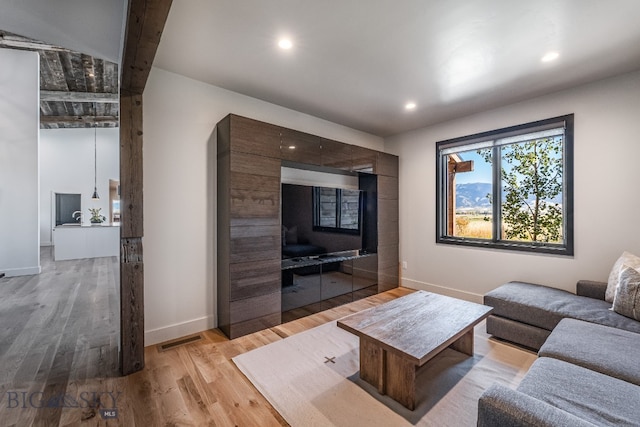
119,93,145,374
119,0,173,375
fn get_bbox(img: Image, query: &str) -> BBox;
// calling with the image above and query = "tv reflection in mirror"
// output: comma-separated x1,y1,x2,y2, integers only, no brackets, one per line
282,183,363,260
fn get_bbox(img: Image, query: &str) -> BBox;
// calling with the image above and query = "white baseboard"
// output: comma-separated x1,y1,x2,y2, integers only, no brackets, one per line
145,315,215,346
401,277,484,304
2,266,42,277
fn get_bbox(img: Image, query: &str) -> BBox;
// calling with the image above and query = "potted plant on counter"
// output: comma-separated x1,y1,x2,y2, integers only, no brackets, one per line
89,207,106,224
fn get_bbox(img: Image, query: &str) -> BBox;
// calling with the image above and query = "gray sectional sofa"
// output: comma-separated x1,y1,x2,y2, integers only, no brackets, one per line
484,280,640,350
477,280,640,426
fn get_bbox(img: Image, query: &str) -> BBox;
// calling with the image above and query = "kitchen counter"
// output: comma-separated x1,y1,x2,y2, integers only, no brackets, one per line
53,223,120,260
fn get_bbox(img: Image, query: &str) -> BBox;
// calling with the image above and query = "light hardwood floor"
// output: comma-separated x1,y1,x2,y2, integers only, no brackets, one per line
0,249,411,425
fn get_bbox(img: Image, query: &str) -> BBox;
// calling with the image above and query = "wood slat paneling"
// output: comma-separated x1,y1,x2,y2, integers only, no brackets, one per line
378,198,399,223
378,265,400,292
230,224,281,263
378,176,399,200
229,259,281,301
230,189,280,218
230,216,280,228
230,115,281,158
378,223,400,248
377,152,400,177
229,292,282,324
230,171,280,192
377,244,399,270
280,128,322,165
351,145,378,173
230,152,281,177
321,138,353,170
227,313,282,340
217,122,232,337
230,224,281,240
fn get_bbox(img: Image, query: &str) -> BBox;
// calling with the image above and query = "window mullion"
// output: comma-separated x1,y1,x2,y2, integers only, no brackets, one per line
492,146,501,242
336,189,342,228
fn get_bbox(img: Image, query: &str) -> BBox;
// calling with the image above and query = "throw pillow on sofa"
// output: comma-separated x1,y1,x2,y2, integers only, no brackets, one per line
605,251,640,302
612,265,640,321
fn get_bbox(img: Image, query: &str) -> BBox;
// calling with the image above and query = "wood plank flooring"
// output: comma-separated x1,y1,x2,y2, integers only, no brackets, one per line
0,249,412,426
0,247,120,426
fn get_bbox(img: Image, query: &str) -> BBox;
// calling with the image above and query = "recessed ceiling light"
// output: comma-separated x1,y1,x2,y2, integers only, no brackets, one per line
541,51,559,62
278,38,293,50
288,145,296,150
405,102,417,111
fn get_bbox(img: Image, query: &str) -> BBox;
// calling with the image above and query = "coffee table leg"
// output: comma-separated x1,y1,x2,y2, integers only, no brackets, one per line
360,338,385,393
449,327,474,356
359,339,417,410
385,351,417,410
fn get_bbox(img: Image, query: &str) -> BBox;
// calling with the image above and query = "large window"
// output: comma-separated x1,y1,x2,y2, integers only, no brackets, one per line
436,115,574,255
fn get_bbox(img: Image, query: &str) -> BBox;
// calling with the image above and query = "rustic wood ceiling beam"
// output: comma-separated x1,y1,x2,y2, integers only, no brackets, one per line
0,36,70,52
40,115,118,125
40,90,119,103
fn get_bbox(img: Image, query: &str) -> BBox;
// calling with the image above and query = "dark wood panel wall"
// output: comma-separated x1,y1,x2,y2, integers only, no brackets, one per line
217,115,282,338
217,114,399,339
376,154,400,292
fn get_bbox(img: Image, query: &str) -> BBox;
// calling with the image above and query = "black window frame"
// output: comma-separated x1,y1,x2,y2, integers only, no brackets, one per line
435,114,574,256
312,187,362,235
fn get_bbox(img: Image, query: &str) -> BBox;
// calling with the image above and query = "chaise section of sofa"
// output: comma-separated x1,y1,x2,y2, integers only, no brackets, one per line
538,318,640,386
478,357,640,426
484,280,640,350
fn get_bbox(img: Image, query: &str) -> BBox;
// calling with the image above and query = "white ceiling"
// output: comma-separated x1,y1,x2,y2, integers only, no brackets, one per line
0,0,127,63
154,0,640,136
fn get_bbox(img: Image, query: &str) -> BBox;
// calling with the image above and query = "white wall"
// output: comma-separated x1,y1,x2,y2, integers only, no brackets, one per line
386,71,640,302
143,67,384,344
39,128,120,245
0,49,40,277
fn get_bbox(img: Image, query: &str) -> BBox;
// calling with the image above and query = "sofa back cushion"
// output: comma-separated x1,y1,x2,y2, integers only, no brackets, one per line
606,251,640,303
612,265,640,321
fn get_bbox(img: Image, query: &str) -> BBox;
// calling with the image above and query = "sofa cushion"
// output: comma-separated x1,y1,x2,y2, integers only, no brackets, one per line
484,281,640,333
612,265,640,321
606,251,640,302
539,318,640,386
486,315,551,350
518,358,640,426
478,384,598,427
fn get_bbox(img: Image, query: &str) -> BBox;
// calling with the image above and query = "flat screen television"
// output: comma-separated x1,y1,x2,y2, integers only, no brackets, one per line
281,183,364,259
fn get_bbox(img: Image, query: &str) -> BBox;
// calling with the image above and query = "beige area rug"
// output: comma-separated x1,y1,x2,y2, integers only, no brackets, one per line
233,320,536,426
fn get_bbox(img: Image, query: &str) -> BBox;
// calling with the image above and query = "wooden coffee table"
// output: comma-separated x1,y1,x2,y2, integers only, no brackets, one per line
337,290,492,410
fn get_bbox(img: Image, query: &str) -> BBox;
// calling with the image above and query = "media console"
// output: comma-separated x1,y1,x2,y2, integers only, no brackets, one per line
281,250,378,322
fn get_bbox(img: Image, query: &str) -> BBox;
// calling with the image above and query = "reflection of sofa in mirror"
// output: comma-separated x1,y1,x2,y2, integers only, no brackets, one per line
281,183,364,259
281,242,326,259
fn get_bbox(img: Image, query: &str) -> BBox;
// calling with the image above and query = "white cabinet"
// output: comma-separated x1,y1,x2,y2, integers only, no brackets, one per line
53,225,119,260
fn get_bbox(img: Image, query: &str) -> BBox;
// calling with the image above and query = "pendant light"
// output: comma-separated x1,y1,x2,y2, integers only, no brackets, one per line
91,102,100,200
